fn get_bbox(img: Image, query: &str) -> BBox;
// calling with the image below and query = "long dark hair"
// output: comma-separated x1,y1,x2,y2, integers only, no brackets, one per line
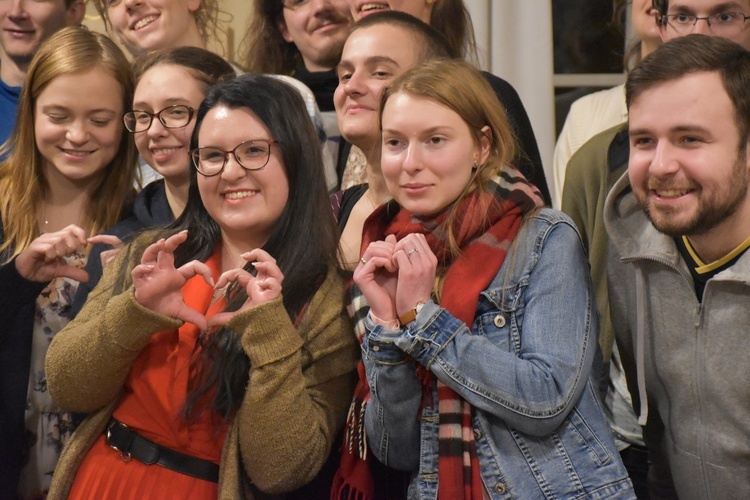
186,74,339,419
118,74,339,420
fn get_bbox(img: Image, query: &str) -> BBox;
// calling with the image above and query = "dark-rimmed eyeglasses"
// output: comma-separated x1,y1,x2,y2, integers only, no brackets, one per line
190,140,278,177
123,105,195,133
662,11,750,36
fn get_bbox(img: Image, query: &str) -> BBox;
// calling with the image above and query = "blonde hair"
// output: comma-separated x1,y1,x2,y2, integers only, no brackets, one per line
0,27,137,261
379,59,517,257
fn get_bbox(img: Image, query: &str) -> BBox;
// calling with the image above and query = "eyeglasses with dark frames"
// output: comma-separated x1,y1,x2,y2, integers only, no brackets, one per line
190,139,278,177
661,11,750,35
123,105,196,133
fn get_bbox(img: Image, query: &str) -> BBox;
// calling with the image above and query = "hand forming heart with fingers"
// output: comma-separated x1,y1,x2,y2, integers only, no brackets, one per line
132,230,215,331
87,234,125,268
14,224,91,283
354,234,400,324
208,248,285,328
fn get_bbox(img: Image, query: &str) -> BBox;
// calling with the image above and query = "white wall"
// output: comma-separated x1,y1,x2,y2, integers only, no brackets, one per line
466,0,555,186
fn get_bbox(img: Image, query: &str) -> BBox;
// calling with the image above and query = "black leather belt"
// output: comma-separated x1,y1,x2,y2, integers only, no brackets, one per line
105,419,219,483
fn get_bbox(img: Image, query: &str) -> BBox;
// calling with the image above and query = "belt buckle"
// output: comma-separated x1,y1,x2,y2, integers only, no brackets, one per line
106,421,132,463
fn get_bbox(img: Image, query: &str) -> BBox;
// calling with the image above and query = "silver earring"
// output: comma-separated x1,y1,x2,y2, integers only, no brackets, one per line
473,160,480,170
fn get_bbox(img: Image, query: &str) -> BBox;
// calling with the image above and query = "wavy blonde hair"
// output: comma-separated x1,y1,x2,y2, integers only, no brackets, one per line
379,58,517,257
0,27,137,261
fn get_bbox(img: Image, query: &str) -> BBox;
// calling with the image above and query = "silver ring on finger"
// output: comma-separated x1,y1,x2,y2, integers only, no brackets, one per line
360,257,368,265
407,248,418,257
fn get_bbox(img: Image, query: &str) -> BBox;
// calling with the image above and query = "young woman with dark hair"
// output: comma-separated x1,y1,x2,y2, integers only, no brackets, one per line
45,74,359,498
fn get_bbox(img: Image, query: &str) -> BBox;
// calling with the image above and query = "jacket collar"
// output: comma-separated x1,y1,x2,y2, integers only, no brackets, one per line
604,170,750,283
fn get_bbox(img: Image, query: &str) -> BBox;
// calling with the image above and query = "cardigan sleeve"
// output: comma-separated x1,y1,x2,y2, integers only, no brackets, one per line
45,240,182,413
227,268,359,494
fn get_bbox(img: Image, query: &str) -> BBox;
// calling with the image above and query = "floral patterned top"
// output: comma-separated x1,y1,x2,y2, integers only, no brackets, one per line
18,252,84,499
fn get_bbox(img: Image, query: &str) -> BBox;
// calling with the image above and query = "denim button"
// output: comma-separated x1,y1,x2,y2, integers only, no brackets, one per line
423,342,430,349
372,345,380,352
494,482,506,494
493,314,506,328
473,428,481,439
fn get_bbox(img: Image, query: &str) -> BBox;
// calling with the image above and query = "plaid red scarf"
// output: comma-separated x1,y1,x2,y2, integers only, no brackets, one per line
332,166,543,500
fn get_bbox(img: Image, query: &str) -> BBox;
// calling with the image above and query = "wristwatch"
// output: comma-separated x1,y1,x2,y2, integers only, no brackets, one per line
398,301,425,326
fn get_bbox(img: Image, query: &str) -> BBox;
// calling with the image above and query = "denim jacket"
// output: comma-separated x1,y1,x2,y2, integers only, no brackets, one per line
362,209,634,499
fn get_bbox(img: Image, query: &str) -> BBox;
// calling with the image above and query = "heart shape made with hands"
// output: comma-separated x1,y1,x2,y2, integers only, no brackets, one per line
355,233,437,322
132,231,284,332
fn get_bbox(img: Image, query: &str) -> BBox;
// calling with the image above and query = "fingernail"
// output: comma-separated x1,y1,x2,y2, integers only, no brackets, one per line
251,262,259,267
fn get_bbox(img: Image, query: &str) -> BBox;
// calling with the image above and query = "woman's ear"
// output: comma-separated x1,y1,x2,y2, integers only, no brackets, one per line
188,0,202,14
476,125,492,166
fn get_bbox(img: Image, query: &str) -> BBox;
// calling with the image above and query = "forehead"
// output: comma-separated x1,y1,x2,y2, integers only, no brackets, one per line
135,64,205,101
198,105,271,144
629,71,737,135
666,0,750,11
382,92,467,128
342,24,420,63
36,68,124,108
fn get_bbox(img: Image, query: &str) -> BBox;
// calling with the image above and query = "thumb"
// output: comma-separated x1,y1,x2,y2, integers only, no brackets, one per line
207,311,234,329
56,266,90,283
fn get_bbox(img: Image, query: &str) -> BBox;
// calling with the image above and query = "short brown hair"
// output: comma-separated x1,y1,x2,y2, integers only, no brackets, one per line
353,11,454,62
626,34,750,145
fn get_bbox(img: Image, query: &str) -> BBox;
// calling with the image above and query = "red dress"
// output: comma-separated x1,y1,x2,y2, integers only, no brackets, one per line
69,249,229,499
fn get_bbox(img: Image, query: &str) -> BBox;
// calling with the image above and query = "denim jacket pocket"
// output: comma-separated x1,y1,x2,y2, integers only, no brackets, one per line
476,282,524,355
560,405,614,467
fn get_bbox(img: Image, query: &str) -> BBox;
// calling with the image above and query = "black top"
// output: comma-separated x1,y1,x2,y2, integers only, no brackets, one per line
70,179,174,317
0,218,48,494
675,235,750,302
482,71,549,205
294,64,338,113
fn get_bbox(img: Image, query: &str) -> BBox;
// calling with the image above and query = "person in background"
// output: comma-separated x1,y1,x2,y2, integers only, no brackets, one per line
342,0,549,204
330,11,451,499
92,0,222,58
552,0,662,208
242,0,353,180
92,0,338,190
0,0,84,147
45,74,359,498
356,58,633,499
561,3,750,493
70,46,236,317
606,34,750,498
553,2,662,495
0,27,137,497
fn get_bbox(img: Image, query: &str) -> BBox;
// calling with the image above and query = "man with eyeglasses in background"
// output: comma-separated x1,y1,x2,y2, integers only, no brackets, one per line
654,0,750,46
561,1,750,497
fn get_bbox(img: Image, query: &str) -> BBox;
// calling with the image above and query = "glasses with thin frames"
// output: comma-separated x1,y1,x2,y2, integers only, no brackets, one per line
191,140,278,177
123,105,195,133
282,0,312,10
662,11,750,35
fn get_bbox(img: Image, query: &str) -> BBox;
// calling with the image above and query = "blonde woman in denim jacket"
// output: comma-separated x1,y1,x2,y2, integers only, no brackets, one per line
354,59,635,499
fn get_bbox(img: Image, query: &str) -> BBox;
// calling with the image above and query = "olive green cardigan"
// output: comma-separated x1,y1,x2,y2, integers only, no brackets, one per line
45,238,359,498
